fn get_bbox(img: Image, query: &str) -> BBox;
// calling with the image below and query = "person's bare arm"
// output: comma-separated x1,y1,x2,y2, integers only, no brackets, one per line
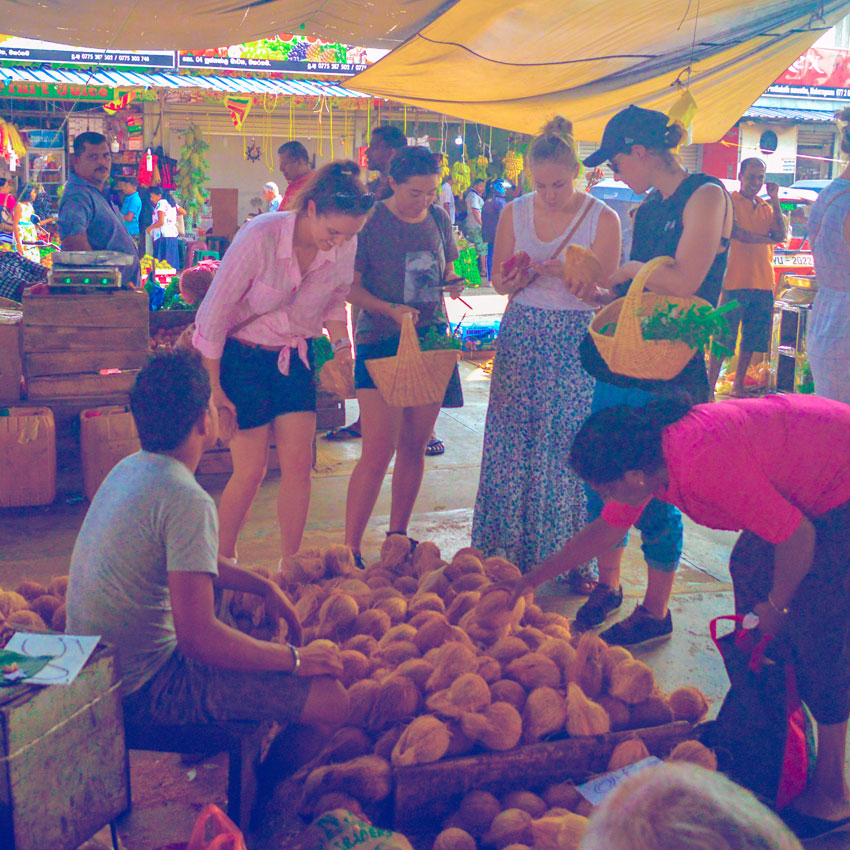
146,210,166,234
347,270,419,326
169,571,341,676
751,517,816,635
731,224,780,245
61,232,92,251
490,203,531,296
612,183,728,297
12,204,24,253
511,517,627,603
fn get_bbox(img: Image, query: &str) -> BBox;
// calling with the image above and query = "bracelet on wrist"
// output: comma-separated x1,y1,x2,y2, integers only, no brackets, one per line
767,592,789,616
288,644,301,672
331,338,350,353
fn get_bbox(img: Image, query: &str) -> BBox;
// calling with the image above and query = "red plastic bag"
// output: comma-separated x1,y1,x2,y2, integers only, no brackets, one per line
186,804,248,850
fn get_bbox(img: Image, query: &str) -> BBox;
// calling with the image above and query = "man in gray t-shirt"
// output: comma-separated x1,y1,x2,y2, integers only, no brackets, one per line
66,352,347,728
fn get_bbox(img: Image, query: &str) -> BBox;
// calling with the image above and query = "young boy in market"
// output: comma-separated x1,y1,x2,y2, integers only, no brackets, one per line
66,351,347,732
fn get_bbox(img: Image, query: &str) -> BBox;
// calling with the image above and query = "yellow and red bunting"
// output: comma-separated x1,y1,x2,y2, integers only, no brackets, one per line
103,89,138,115
225,95,252,129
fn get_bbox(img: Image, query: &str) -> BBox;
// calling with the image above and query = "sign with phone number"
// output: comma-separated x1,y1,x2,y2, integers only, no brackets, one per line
773,253,813,267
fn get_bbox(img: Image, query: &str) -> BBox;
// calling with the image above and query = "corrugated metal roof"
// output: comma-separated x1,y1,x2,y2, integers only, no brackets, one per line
0,65,366,97
744,105,836,122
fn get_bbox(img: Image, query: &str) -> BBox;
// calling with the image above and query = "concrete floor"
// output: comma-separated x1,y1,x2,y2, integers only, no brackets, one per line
0,289,839,848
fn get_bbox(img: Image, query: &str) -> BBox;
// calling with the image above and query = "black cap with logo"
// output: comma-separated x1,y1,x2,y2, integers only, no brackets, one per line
583,105,670,168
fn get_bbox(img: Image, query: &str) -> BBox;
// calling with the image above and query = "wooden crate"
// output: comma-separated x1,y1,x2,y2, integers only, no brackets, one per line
0,407,56,507
392,721,692,828
22,290,149,400
0,642,129,850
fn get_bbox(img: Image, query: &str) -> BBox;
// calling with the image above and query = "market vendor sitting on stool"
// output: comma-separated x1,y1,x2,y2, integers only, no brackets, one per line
66,351,347,734
512,393,850,841
58,131,141,287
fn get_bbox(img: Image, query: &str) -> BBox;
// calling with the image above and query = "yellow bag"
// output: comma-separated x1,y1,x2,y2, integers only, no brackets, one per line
589,256,711,381
365,314,459,408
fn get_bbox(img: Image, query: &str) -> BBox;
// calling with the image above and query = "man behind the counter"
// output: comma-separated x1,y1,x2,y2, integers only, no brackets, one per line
58,131,141,286
66,351,347,732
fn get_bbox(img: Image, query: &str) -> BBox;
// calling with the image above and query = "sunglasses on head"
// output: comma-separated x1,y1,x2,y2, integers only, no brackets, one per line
334,191,376,213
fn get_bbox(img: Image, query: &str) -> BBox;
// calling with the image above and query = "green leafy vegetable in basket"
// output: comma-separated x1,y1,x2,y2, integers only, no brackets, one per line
420,327,463,351
312,335,334,373
600,300,739,358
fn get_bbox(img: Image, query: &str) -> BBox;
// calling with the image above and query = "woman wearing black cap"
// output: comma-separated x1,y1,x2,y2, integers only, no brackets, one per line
567,105,732,648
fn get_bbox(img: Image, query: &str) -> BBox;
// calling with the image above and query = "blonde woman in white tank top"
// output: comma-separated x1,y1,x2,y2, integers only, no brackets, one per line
471,118,620,587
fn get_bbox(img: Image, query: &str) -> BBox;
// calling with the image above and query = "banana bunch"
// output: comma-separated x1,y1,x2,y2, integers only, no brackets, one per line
473,154,489,181
440,153,450,182
503,150,524,183
451,159,471,197
176,122,210,230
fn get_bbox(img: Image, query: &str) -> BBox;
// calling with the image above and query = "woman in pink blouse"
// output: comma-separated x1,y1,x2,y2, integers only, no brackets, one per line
514,394,850,839
194,161,373,563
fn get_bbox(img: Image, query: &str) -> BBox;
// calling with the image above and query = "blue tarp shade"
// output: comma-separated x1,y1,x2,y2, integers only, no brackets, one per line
744,106,839,122
0,65,366,98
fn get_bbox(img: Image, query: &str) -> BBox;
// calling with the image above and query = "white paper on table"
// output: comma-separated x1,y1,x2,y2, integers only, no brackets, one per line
577,756,663,806
4,633,100,685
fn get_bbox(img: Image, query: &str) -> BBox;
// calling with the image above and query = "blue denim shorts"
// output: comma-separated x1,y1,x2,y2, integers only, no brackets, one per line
584,380,683,572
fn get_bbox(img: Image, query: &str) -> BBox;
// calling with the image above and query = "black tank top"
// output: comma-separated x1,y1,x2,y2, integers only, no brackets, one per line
579,173,730,401
631,173,729,306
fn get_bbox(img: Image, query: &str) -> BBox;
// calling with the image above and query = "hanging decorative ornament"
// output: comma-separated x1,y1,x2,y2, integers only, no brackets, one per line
245,138,261,162
225,95,253,130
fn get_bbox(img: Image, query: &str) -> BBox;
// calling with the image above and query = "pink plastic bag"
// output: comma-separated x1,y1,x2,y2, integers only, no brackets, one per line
185,804,248,850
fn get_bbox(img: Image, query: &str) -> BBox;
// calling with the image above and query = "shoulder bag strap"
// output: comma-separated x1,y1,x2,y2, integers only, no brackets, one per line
546,194,595,261
808,187,850,247
522,195,595,289
227,310,270,338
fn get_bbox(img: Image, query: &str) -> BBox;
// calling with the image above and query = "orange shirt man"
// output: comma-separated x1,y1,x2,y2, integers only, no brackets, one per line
708,158,787,397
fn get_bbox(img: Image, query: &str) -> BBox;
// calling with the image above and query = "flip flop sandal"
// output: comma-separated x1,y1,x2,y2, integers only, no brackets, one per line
324,424,362,441
425,438,445,456
567,572,598,596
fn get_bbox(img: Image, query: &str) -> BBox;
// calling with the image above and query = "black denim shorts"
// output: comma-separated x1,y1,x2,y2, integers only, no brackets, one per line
220,338,316,430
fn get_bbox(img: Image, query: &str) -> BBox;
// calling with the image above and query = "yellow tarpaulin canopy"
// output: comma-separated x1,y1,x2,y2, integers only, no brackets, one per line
0,0,454,50
353,0,850,142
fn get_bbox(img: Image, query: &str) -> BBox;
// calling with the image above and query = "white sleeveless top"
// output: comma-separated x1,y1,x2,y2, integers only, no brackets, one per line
510,191,604,312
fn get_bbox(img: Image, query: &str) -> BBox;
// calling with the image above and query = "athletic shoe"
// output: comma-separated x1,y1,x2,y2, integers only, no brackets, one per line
600,604,673,647
575,584,623,629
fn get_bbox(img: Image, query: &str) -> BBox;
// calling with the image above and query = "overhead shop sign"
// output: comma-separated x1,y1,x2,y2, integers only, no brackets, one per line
0,35,175,69
178,34,386,76
0,79,115,100
767,47,850,100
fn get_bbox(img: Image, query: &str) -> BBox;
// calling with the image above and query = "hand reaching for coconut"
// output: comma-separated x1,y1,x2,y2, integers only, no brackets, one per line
263,583,304,646
293,642,345,678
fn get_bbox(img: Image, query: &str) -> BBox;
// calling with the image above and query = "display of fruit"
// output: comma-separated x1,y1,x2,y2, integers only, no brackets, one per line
501,250,531,278
7,539,712,846
451,160,472,197
503,150,524,183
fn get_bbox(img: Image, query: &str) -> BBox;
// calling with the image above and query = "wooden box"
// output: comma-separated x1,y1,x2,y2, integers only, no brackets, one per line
0,407,56,507
0,643,129,850
0,312,22,403
392,721,692,827
22,290,149,400
79,405,141,501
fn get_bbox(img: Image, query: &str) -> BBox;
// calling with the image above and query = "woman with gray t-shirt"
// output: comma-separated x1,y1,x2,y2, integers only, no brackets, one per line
345,146,465,565
808,107,850,404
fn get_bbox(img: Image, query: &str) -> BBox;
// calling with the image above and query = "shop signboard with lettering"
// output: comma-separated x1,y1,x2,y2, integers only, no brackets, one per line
0,79,115,101
178,34,386,76
0,35,175,69
767,47,850,99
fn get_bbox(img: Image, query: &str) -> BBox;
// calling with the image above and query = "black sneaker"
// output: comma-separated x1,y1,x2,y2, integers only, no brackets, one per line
600,604,673,647
575,584,623,629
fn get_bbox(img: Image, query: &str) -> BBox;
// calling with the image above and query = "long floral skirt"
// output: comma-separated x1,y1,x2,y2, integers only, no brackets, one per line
472,300,596,576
